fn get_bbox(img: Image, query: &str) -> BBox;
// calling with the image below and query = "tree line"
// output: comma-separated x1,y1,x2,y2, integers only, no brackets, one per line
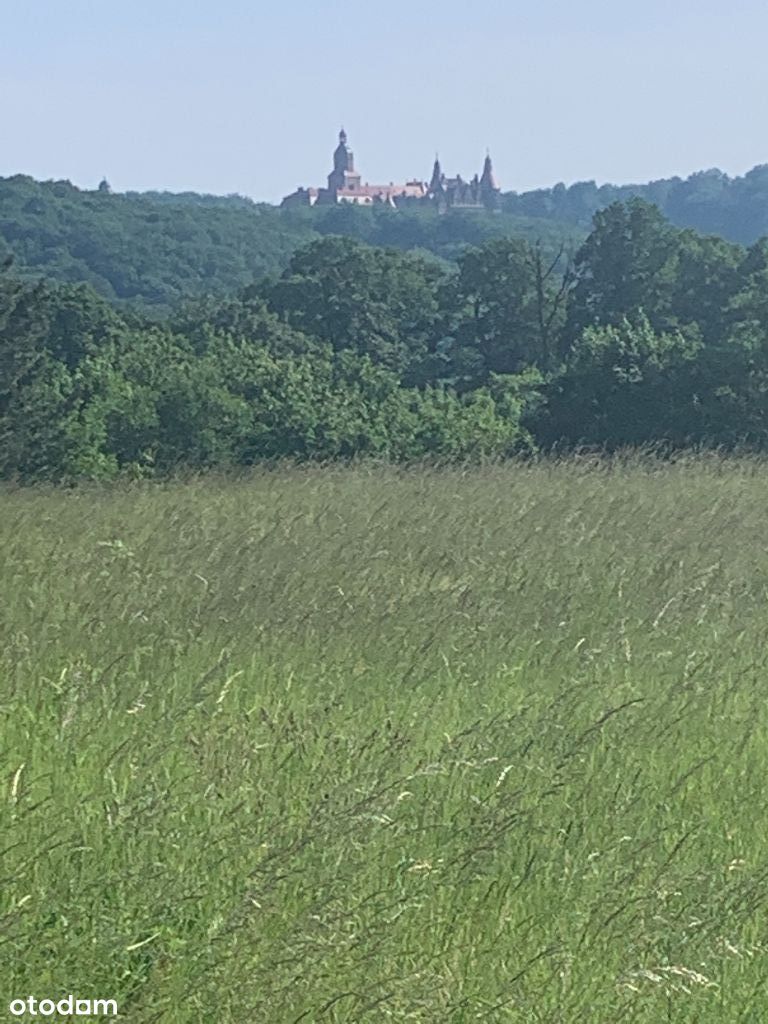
0,175,575,312
501,164,768,245
4,165,768,317
2,198,768,481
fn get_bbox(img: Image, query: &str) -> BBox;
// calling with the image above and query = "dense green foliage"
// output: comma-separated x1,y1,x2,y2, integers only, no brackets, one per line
503,163,768,244
0,176,314,311
3,196,768,481
4,460,768,1020
0,247,533,481
0,175,578,312
3,166,768,315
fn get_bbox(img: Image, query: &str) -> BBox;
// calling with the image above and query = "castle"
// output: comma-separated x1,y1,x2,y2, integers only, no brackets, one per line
281,129,500,212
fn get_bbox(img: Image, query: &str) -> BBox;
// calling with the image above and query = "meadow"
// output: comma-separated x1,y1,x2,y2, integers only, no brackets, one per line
2,458,767,1022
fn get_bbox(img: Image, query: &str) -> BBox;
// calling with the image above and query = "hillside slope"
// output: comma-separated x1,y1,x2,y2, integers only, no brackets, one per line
0,176,316,311
0,176,578,311
2,164,767,312
503,165,768,244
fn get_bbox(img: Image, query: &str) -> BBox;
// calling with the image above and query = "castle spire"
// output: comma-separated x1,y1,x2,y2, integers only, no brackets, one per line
328,126,359,193
480,151,498,191
429,154,443,193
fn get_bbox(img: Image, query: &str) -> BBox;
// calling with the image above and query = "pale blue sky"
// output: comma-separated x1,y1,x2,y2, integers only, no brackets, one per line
3,0,767,202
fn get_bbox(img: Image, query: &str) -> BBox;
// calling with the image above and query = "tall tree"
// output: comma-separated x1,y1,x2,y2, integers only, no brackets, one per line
447,238,571,387
539,313,702,448
266,236,448,377
565,199,678,350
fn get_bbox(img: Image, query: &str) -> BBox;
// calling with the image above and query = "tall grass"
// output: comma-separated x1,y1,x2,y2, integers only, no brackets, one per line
2,457,767,1021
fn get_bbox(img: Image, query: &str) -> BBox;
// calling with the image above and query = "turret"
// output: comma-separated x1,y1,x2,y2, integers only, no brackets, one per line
328,127,359,191
480,152,500,210
334,128,354,173
480,152,498,192
429,155,444,194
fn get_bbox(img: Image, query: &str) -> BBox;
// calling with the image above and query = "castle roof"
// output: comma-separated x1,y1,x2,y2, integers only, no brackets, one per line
480,153,498,190
338,182,427,199
282,129,499,210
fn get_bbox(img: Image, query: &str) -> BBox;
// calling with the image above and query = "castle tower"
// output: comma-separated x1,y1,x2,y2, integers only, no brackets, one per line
429,155,444,194
480,152,498,192
480,152,500,209
328,128,361,192
282,130,498,211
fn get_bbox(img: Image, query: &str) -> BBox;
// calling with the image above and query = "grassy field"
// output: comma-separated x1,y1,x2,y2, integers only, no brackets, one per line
2,458,768,1022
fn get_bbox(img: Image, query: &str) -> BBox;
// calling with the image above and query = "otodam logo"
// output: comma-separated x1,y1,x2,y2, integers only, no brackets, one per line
9,996,118,1017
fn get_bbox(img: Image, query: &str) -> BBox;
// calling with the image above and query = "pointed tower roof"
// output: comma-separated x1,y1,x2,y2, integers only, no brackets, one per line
332,128,354,170
429,154,443,193
335,127,350,159
328,127,356,192
480,151,498,191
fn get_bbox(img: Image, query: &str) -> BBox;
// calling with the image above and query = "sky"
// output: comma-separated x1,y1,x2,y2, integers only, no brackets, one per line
3,0,768,203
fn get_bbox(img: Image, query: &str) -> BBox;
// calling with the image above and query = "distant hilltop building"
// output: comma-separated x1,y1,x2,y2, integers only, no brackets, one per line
281,129,500,212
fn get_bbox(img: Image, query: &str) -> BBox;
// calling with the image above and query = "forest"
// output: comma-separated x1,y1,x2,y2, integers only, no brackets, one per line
501,163,768,242
2,194,768,481
0,174,575,311
4,164,768,312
